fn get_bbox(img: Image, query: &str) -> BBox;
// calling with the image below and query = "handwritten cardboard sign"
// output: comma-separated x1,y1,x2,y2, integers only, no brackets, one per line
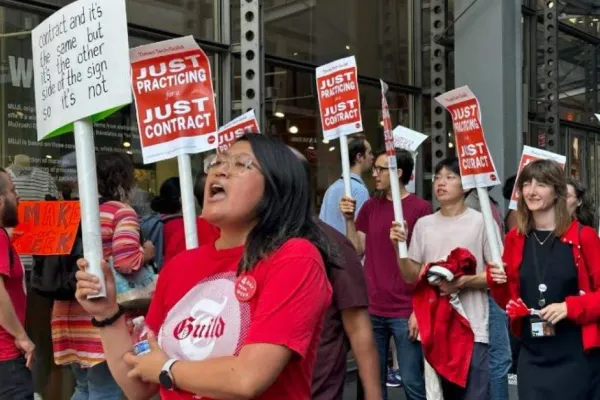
217,110,260,154
31,0,132,140
435,86,500,190
393,126,428,193
12,201,81,255
509,146,566,210
130,35,218,164
316,56,363,141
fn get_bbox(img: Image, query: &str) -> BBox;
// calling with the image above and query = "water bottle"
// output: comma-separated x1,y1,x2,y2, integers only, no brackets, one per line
132,316,151,356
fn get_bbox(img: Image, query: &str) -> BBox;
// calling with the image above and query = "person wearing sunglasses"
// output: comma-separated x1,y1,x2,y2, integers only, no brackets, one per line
73,134,334,400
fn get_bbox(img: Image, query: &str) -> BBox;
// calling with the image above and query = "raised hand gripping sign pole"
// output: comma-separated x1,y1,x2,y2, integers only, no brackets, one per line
393,126,428,193
509,146,566,210
130,36,219,250
31,0,132,297
316,56,363,197
217,110,260,154
380,80,408,258
435,86,503,269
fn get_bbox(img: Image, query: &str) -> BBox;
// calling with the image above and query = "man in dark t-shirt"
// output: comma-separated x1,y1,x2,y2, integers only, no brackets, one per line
290,146,381,400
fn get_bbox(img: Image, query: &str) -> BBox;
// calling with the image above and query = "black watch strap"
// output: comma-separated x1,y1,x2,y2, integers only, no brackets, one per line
91,305,125,328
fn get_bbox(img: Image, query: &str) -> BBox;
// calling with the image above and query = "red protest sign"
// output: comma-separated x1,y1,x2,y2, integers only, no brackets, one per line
435,87,499,189
217,110,260,154
508,146,566,210
12,201,81,255
130,36,218,164
316,56,363,140
381,80,397,168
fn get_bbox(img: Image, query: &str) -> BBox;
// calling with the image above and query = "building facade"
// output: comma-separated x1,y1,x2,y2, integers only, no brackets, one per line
0,0,599,210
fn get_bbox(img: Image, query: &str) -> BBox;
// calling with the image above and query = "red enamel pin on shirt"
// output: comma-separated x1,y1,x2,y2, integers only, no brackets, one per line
235,275,257,302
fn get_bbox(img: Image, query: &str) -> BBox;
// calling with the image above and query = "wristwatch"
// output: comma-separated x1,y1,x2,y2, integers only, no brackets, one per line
159,359,178,390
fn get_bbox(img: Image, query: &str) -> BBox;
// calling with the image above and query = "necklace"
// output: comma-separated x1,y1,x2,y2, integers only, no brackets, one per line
533,231,553,246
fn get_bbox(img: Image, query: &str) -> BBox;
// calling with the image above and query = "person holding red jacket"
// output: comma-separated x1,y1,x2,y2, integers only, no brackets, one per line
488,159,600,399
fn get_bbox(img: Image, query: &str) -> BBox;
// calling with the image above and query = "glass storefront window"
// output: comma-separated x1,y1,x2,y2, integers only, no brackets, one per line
0,5,217,205
232,0,411,85
26,0,219,40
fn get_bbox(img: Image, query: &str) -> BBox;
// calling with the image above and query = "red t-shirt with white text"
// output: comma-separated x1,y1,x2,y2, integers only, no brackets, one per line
145,238,332,400
0,230,27,361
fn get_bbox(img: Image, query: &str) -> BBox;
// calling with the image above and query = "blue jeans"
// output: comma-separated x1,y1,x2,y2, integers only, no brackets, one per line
488,296,511,400
371,315,425,400
0,357,33,400
70,362,123,400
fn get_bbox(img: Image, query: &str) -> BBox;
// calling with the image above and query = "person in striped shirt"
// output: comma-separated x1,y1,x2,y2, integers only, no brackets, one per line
52,153,154,399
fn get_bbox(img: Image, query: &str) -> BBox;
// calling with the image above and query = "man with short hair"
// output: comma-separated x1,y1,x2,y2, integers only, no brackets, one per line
0,168,35,399
320,134,374,234
392,157,501,400
290,146,381,400
340,149,432,400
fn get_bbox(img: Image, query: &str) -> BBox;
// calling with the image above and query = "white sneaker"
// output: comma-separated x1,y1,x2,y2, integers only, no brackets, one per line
34,393,43,400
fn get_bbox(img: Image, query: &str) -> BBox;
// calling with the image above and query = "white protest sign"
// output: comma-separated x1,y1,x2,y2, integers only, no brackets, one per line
316,56,363,141
509,146,566,210
217,110,260,154
32,0,131,140
393,126,428,193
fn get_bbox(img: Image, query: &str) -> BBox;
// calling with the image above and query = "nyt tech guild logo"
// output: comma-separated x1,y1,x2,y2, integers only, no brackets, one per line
159,272,249,361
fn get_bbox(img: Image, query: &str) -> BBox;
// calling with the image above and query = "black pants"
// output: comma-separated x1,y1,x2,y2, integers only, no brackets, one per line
0,357,33,400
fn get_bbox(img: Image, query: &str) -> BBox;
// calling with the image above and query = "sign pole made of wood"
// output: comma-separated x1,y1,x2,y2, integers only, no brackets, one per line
32,0,132,298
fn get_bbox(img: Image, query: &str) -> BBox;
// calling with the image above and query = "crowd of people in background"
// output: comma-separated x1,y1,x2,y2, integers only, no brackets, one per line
0,132,599,400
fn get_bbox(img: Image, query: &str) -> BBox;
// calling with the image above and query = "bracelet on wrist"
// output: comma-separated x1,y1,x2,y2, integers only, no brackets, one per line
91,305,125,328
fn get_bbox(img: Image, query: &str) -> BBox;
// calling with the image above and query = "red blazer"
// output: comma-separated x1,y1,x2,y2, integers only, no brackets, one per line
413,248,477,388
487,220,600,351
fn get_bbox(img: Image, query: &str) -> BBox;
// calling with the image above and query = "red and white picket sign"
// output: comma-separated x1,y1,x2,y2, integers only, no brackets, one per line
130,35,218,164
393,126,428,193
509,146,566,210
435,86,499,190
436,86,503,269
316,56,363,141
217,110,260,154
381,80,407,258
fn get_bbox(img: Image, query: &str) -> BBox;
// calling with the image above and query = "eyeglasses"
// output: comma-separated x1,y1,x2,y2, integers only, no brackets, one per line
372,166,389,175
204,153,259,176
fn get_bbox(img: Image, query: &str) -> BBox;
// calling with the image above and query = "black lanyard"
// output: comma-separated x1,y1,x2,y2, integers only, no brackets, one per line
530,231,556,306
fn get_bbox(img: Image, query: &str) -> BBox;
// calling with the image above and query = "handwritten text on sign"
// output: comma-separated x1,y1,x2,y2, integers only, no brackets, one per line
435,86,499,190
217,110,260,154
509,146,566,210
12,201,81,255
316,56,363,141
130,35,218,164
31,0,131,140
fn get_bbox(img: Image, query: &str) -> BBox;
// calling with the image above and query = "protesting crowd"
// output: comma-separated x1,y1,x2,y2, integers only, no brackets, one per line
1,131,600,400
2,1,600,399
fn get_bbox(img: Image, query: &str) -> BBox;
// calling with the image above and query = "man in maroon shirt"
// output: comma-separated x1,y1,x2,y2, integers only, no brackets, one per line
341,149,432,400
0,168,34,399
291,147,381,400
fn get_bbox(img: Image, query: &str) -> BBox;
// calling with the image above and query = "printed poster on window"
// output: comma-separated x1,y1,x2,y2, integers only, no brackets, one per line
509,146,566,210
316,56,363,141
435,86,500,190
217,110,260,154
130,35,218,164
393,126,428,193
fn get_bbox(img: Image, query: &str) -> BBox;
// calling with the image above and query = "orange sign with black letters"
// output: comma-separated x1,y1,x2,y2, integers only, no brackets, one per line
12,201,81,256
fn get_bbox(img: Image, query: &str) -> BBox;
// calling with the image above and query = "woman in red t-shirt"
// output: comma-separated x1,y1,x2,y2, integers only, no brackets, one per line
150,177,220,263
74,133,333,400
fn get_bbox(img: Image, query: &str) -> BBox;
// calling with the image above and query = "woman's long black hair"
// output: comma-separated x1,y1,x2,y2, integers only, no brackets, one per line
566,178,597,228
151,177,182,215
235,134,335,276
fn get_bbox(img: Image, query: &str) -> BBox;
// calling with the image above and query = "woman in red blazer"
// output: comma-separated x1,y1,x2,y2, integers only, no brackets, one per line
488,159,600,399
